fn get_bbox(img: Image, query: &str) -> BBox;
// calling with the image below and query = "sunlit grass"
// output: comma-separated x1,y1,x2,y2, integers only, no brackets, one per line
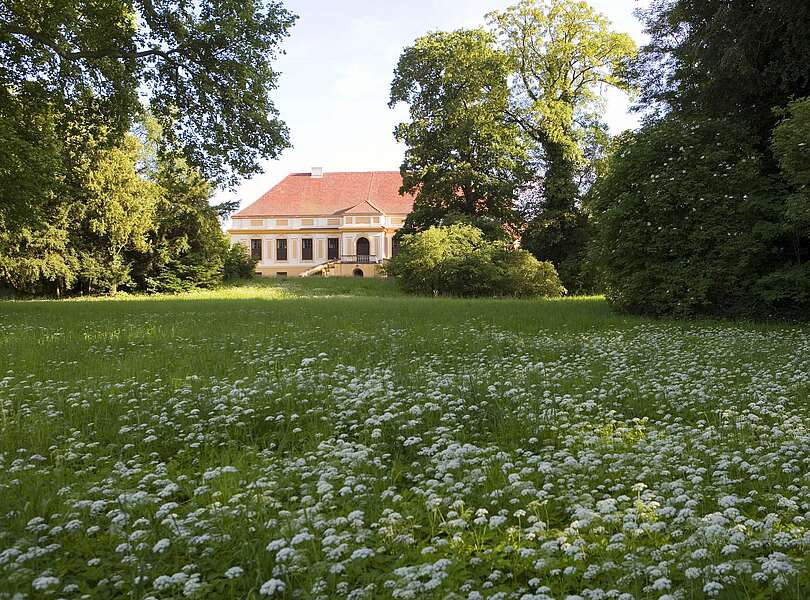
0,279,808,599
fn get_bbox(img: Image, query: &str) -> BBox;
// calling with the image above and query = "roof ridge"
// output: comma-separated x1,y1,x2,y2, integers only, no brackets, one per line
365,172,374,205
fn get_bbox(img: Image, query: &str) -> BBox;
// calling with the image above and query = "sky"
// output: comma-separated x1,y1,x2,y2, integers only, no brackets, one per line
217,0,651,210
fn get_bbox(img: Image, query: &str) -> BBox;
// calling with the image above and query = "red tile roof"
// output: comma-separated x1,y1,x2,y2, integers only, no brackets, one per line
234,171,415,217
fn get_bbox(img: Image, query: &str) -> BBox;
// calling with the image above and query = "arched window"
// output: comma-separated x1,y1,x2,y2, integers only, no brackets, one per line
356,237,370,262
353,268,364,277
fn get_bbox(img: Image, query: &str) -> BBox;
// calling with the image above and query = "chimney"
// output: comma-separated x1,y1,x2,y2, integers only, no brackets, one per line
311,166,323,178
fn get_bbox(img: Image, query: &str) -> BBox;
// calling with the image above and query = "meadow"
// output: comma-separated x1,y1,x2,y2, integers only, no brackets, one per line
1,279,809,599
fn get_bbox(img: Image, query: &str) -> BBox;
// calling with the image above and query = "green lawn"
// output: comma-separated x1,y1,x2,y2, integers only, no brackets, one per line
1,279,809,599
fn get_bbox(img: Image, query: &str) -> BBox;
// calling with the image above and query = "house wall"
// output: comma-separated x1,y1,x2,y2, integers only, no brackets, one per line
228,215,407,278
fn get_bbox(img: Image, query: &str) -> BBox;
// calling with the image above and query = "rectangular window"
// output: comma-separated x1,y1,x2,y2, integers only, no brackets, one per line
327,237,339,260
302,238,313,260
392,237,400,257
276,272,287,277
250,239,262,261
276,239,287,261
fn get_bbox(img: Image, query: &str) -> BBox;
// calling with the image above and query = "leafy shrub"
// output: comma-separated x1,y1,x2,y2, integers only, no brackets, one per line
386,223,564,298
520,209,594,294
591,112,809,318
759,97,810,310
223,243,258,280
493,248,568,298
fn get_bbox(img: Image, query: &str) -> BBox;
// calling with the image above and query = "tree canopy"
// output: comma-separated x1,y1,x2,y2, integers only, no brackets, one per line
488,0,636,203
389,1,636,292
487,0,635,292
0,0,296,186
635,0,810,134
389,29,531,238
592,0,810,318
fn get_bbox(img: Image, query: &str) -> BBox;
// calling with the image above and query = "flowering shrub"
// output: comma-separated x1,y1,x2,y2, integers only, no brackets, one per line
1,291,809,598
591,112,810,318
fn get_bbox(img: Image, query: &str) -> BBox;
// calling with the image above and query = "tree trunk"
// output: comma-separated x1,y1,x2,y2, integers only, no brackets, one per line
543,144,579,213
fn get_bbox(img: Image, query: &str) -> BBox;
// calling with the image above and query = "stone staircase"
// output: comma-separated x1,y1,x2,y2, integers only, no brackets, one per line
299,260,338,277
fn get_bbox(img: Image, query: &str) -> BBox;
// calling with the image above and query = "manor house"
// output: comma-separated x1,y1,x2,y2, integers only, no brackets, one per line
229,168,415,277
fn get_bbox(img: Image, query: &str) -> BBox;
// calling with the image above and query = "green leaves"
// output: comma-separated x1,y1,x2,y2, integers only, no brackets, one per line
0,0,296,185
389,4,637,292
634,0,810,130
488,0,637,176
590,113,804,317
387,223,565,298
390,29,532,237
591,0,810,318
772,99,810,189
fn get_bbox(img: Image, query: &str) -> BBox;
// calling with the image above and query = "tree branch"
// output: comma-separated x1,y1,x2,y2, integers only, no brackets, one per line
4,25,182,64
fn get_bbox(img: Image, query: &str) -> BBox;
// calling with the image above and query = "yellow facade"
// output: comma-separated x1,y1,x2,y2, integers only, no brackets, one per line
228,220,404,278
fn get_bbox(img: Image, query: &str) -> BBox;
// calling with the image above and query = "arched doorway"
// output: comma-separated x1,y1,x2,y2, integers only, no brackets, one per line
353,268,364,277
356,237,370,262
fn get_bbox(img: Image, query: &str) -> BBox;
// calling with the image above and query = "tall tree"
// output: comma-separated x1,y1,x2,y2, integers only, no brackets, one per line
73,134,160,294
593,0,810,318
635,0,810,138
133,156,237,293
488,0,636,290
0,0,296,186
0,86,84,296
389,29,531,239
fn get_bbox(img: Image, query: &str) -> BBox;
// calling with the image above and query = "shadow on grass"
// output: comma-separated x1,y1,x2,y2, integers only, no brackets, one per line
0,281,638,388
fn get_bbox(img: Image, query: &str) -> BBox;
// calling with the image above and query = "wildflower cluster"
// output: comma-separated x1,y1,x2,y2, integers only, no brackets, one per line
1,314,809,598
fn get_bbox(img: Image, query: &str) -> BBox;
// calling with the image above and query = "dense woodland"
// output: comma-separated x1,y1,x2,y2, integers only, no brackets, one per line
390,0,810,317
0,0,294,295
2,0,809,318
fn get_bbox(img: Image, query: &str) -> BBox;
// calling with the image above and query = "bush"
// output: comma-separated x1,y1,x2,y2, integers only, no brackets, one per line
520,209,594,294
591,112,809,318
223,243,258,280
386,223,564,298
493,248,568,298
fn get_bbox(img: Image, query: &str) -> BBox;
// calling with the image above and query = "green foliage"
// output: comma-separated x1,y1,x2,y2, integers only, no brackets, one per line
0,111,250,296
387,223,564,298
0,0,289,296
134,153,232,293
760,97,810,308
0,213,79,297
0,0,296,185
223,243,259,281
486,0,636,292
0,86,77,295
389,3,637,291
635,0,810,134
389,29,531,237
493,247,568,297
488,0,636,178
772,98,810,188
74,135,160,293
590,113,804,317
520,208,594,293
594,1,810,319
